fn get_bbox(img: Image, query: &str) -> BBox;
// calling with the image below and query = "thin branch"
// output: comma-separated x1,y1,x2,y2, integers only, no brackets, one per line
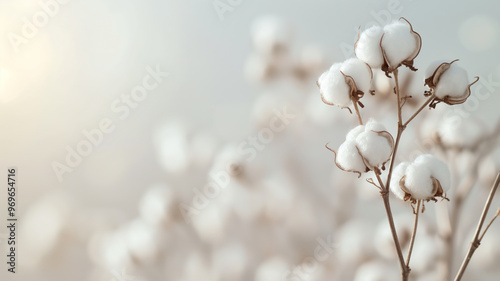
406,200,421,267
394,69,403,125
478,208,500,241
353,101,363,125
454,171,500,281
403,94,435,128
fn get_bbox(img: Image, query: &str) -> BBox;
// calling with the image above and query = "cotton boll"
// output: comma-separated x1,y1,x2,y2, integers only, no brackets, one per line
381,20,420,69
318,64,352,108
434,64,470,99
355,25,385,69
337,220,374,263
425,60,449,79
254,256,290,281
340,58,372,94
138,184,175,227
390,162,411,200
244,53,276,83
355,131,392,166
414,154,450,192
404,162,434,200
262,176,295,221
153,122,190,173
336,140,366,172
183,253,215,281
191,203,230,243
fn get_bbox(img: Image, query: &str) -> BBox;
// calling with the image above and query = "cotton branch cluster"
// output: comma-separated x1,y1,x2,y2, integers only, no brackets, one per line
317,17,488,281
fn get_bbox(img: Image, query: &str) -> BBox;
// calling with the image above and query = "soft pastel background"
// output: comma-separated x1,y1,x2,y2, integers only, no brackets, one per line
0,0,499,280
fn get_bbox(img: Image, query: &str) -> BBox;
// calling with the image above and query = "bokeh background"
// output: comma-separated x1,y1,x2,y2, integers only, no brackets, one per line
0,0,500,280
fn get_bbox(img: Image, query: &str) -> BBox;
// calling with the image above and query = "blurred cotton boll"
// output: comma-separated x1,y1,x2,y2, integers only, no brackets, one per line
353,260,399,281
251,16,293,57
254,256,290,281
138,184,176,228
212,243,248,280
153,121,190,173
19,191,76,268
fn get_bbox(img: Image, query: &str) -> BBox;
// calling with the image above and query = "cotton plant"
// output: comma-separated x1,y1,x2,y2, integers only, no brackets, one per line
318,18,499,281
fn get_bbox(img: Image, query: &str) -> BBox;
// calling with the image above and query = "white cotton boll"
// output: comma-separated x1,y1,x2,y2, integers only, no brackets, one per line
355,25,385,68
434,64,470,99
183,253,215,281
404,162,434,200
337,220,374,262
262,176,295,221
254,256,290,281
336,140,366,172
381,20,419,68
414,154,450,192
319,64,352,108
340,57,372,94
138,184,175,227
390,162,411,200
191,204,229,243
355,131,392,166
244,53,276,83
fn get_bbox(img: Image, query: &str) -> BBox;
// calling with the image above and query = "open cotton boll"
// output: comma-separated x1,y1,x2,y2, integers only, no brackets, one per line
390,162,411,200
355,25,385,68
404,162,434,200
414,154,450,192
318,65,352,107
425,60,449,78
336,140,367,172
434,64,470,99
138,184,175,227
381,20,419,68
340,58,373,94
355,131,392,166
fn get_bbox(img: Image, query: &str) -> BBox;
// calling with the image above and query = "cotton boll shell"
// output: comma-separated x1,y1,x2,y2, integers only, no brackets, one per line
390,162,411,200
336,140,367,173
254,256,290,281
355,131,392,166
434,64,470,99
340,57,373,94
381,20,420,70
355,25,385,69
318,64,352,108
